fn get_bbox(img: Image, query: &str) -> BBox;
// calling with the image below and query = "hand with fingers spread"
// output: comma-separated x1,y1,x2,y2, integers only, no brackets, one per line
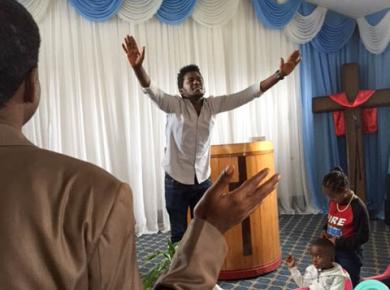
194,166,280,234
122,35,145,68
286,255,296,268
279,49,301,77
122,35,150,87
259,49,301,92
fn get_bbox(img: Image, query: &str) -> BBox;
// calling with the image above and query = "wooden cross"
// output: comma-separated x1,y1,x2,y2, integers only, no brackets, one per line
228,156,252,256
312,63,390,200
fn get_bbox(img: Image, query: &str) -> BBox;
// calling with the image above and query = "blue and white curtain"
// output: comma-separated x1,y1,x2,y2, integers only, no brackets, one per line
300,31,390,218
17,0,390,219
19,0,390,54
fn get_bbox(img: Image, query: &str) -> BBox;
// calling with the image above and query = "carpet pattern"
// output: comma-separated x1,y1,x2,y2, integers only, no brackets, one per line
136,215,390,289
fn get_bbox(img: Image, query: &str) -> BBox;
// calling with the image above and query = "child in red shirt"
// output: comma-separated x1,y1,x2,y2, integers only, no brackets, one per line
321,167,370,287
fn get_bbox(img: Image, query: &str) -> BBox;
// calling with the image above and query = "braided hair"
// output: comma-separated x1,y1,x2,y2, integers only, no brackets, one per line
322,166,350,194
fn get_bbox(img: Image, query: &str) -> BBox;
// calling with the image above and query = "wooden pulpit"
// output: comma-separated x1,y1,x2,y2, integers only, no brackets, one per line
210,141,281,280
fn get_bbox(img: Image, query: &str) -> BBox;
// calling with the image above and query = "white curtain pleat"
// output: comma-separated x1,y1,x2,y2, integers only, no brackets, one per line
192,0,239,28
23,0,315,235
17,1,390,55
118,0,163,24
284,6,327,44
17,0,52,22
357,12,390,55
217,1,315,214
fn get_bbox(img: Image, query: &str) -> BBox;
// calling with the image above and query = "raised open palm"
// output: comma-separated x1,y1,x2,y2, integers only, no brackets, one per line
122,35,145,68
286,255,296,268
194,166,280,234
280,49,301,77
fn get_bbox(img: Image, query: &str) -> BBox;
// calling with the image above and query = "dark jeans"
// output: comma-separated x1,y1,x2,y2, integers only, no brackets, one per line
336,248,363,287
165,174,212,243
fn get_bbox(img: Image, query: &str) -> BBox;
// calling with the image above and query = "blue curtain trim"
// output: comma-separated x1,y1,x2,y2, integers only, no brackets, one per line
312,11,356,54
156,0,197,25
251,0,302,29
69,0,124,21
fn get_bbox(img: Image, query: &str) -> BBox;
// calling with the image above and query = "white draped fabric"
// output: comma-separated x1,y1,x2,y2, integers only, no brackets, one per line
118,0,163,24
284,7,390,54
192,0,240,27
23,0,316,235
17,0,52,22
284,6,327,44
357,12,390,54
18,0,390,54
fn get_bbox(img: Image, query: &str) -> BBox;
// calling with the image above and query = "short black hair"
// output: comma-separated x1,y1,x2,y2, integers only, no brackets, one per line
0,0,41,108
177,64,201,90
310,238,335,260
322,166,350,194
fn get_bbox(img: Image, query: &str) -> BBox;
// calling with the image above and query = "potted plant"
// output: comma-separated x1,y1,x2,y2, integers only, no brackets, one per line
143,240,224,290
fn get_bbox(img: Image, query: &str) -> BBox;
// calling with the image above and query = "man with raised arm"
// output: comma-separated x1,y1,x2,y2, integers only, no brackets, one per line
123,35,300,243
0,1,280,289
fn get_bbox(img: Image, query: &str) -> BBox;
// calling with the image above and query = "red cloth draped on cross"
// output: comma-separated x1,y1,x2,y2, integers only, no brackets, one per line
330,90,377,136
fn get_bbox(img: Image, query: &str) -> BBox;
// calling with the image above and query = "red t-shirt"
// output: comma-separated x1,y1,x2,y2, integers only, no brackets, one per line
327,200,355,238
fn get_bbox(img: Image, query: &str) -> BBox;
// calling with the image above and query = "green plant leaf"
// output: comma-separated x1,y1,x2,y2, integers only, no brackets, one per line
146,250,163,261
142,240,178,290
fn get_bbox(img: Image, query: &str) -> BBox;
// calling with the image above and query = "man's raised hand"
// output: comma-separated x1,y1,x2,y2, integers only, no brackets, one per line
122,35,145,68
280,49,301,77
194,166,280,234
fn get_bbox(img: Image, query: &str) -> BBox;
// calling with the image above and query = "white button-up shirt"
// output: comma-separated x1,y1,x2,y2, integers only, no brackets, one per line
143,84,263,184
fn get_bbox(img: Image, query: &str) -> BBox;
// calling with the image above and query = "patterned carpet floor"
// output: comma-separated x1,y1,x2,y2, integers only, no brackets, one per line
136,214,390,289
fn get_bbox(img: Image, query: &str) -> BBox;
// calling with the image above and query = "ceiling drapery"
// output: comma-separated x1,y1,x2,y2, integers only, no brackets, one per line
18,0,390,54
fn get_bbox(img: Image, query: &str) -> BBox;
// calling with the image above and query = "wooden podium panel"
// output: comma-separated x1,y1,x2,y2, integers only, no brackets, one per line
210,141,281,280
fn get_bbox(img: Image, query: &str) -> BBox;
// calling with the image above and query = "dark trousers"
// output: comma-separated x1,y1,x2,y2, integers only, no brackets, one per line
336,248,363,287
385,174,390,226
165,174,212,243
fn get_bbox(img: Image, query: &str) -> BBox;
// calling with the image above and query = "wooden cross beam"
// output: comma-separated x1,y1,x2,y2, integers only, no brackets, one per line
228,156,252,256
312,63,390,200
